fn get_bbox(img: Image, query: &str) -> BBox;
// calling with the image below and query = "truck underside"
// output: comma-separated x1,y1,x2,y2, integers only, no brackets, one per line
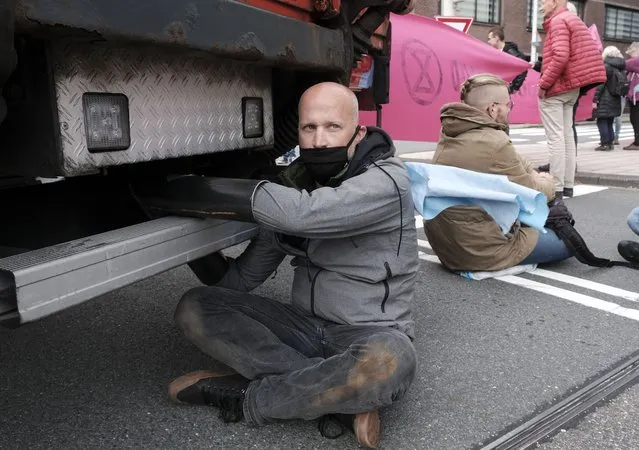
0,0,409,326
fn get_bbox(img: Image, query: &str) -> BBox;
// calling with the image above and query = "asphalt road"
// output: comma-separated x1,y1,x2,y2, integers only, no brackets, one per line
2,186,639,450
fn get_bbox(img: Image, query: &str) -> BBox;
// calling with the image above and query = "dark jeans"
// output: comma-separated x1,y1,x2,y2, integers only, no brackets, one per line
174,286,418,426
520,228,573,265
630,103,639,145
597,117,614,145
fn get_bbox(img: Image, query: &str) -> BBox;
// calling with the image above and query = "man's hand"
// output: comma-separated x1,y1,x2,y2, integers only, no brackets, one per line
537,171,554,181
538,88,547,99
592,102,597,111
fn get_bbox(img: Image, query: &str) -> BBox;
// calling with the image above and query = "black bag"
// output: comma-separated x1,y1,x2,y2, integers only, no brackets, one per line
607,68,630,97
545,199,638,269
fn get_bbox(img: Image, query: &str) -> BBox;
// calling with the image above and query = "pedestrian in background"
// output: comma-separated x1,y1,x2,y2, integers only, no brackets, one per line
537,0,606,198
622,42,639,151
593,46,626,151
487,26,528,94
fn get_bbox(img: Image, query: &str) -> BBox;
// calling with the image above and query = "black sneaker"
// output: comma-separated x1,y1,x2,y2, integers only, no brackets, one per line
537,163,550,173
563,187,574,198
168,370,249,422
618,241,639,264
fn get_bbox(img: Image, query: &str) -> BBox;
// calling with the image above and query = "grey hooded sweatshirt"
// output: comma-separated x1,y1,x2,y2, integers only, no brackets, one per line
216,127,419,338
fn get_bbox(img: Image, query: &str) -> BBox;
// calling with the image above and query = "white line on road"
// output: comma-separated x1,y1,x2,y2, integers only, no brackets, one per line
529,268,639,302
497,275,639,321
417,250,639,322
418,239,431,249
571,185,609,197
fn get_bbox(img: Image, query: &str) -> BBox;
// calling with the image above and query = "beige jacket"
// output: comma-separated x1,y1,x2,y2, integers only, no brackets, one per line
424,103,555,272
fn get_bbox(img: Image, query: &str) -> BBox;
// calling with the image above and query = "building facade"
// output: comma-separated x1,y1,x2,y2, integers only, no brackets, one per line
413,0,639,55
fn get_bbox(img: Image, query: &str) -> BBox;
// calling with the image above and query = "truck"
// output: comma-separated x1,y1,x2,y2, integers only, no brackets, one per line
0,0,412,327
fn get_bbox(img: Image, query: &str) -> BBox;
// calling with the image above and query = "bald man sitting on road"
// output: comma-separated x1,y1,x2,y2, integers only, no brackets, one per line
424,74,574,272
136,82,419,448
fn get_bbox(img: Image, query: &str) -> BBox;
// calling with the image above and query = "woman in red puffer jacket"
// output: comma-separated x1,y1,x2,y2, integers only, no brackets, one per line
537,1,606,199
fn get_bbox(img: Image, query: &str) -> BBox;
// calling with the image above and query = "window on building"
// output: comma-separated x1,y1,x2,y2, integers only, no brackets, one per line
454,0,501,24
527,0,585,30
604,5,639,41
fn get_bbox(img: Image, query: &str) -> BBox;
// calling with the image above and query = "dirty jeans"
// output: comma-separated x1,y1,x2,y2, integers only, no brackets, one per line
174,286,418,426
539,89,580,191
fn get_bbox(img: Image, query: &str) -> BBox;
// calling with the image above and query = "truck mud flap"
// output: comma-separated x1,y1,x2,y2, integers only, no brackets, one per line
0,217,258,325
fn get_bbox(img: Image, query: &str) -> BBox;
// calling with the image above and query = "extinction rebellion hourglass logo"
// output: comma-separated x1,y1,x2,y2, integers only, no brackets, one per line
400,39,443,106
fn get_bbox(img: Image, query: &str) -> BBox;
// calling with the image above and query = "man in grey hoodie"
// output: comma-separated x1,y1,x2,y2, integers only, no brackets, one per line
136,82,419,448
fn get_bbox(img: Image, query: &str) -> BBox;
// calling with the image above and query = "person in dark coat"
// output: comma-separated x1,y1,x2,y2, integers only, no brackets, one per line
593,46,626,151
487,26,529,94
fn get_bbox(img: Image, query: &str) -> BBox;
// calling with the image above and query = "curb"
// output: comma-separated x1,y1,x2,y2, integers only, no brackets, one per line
509,119,600,129
575,172,639,189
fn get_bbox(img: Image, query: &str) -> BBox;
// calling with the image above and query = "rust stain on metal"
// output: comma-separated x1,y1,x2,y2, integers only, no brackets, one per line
166,21,187,44
278,42,296,62
214,32,265,61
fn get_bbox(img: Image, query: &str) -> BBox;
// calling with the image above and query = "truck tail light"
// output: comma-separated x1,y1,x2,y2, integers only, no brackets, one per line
242,97,264,138
82,93,131,152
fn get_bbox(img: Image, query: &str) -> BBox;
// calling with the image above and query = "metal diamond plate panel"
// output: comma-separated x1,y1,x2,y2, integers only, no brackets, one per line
51,42,273,176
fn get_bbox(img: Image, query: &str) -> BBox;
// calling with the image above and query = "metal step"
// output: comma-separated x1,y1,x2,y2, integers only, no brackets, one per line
0,217,258,324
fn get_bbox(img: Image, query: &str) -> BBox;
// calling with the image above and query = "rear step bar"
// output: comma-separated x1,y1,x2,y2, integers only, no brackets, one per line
0,217,258,325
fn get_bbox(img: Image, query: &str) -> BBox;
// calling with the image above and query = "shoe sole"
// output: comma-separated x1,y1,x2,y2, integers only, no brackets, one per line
354,410,381,448
168,370,235,404
618,241,639,264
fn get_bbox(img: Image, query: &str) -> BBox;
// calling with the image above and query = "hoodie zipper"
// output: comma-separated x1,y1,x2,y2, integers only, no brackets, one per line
381,262,392,313
310,269,323,316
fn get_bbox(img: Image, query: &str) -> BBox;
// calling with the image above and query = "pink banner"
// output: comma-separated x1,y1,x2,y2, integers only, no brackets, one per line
360,14,594,143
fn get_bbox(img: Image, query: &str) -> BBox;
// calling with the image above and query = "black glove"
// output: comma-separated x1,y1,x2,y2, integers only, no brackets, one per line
545,197,575,230
187,251,230,286
132,176,264,223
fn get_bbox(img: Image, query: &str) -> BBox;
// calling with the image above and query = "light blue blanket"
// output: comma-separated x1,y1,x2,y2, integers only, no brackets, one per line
405,162,549,234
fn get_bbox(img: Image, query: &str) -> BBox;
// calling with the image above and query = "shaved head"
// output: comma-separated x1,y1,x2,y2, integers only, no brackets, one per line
299,82,359,125
297,82,366,158
464,84,510,110
460,74,512,125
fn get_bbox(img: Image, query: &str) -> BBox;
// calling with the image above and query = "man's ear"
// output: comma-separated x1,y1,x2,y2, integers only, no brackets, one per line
356,125,367,145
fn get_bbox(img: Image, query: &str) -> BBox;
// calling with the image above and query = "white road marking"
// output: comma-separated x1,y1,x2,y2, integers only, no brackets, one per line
417,249,639,322
497,275,639,321
571,185,609,197
529,268,639,302
512,130,547,136
418,239,431,249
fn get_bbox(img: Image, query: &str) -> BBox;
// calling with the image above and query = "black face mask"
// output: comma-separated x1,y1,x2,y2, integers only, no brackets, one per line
299,127,360,185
